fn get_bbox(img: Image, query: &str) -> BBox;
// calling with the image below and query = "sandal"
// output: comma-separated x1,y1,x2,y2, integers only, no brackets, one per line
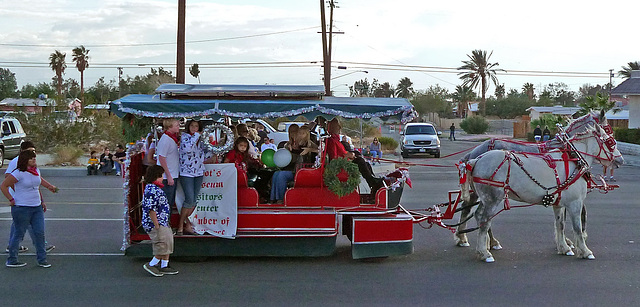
183,229,198,236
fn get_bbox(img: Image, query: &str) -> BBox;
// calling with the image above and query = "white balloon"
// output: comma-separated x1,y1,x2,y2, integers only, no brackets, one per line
273,148,293,168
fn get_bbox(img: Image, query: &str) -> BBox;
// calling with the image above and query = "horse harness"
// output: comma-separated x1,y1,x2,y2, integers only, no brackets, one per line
470,127,612,210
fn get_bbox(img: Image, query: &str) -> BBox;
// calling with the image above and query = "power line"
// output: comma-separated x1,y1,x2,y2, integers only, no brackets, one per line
0,26,319,48
1,59,611,79
334,61,610,77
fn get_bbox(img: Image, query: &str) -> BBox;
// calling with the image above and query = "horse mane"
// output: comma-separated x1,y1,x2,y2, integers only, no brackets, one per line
565,111,607,136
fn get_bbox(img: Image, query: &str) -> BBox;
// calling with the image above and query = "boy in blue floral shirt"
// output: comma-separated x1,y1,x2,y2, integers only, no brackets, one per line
141,165,178,277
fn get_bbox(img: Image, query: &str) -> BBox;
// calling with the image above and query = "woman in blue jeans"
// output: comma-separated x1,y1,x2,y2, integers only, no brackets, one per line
178,120,210,235
1,150,52,268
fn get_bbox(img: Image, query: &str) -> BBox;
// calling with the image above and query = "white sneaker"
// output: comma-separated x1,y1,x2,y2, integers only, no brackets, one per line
116,172,121,176
609,177,616,182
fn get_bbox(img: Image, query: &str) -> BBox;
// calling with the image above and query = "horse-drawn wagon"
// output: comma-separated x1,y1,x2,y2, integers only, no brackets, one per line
113,84,624,262
114,84,419,260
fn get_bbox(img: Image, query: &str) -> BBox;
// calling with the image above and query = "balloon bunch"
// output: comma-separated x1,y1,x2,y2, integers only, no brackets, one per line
261,148,292,168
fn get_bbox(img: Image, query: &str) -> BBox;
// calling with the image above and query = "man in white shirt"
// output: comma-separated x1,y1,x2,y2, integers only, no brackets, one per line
157,119,181,209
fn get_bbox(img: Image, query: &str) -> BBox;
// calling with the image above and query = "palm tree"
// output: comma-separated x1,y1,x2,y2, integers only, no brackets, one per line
494,84,505,99
578,92,617,116
618,61,640,79
189,63,201,83
72,45,90,107
395,77,414,98
457,50,503,116
49,50,67,101
451,85,476,118
522,83,535,100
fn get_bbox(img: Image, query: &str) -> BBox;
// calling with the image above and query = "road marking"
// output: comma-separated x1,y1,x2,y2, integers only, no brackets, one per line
14,253,125,256
57,188,122,190
44,202,123,205
0,218,122,221
0,207,9,214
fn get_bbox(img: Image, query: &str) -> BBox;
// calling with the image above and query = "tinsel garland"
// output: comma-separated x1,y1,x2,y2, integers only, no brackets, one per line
323,158,361,198
115,102,417,123
121,141,145,251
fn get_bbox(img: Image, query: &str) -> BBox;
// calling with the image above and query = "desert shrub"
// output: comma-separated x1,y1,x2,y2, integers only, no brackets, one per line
13,110,124,152
378,136,398,151
460,116,489,134
51,145,85,165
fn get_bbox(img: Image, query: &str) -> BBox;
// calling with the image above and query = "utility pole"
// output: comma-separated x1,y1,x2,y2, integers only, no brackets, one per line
176,0,186,84
320,0,329,96
320,0,338,96
609,69,614,102
118,67,123,98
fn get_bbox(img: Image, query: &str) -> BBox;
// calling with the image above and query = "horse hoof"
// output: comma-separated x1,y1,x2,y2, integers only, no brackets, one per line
587,254,595,260
457,242,470,247
565,251,575,256
484,256,495,263
491,244,502,250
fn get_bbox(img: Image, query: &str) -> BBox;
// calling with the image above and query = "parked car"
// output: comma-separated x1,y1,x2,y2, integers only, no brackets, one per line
277,121,305,132
0,117,27,167
401,122,441,158
244,119,290,148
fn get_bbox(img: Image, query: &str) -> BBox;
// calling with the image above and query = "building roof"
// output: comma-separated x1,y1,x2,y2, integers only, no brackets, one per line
0,98,54,107
525,106,581,115
611,70,640,95
605,109,629,120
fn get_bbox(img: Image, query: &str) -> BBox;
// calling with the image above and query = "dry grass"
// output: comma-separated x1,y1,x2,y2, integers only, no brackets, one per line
51,145,85,166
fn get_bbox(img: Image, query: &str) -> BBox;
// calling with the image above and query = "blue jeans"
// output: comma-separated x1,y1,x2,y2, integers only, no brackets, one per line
162,178,179,209
270,170,294,201
115,162,122,174
8,222,36,248
179,175,203,209
371,150,382,159
7,206,46,264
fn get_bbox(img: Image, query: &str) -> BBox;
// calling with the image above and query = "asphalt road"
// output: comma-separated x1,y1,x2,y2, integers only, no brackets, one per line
0,138,639,306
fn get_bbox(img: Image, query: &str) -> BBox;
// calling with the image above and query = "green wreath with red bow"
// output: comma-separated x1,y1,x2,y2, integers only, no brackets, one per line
323,158,361,198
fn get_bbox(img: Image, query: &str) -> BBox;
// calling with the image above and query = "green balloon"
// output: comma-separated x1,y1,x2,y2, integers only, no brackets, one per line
261,149,276,168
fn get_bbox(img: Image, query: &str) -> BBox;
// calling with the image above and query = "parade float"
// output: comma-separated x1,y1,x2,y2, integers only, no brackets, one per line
113,84,421,260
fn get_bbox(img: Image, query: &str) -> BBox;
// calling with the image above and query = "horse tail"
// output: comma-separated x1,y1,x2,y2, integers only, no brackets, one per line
459,158,477,203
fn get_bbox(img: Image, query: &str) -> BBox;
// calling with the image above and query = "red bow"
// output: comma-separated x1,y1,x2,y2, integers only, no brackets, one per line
27,167,39,176
165,130,179,145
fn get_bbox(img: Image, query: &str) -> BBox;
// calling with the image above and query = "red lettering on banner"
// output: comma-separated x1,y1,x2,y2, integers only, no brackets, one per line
201,181,224,188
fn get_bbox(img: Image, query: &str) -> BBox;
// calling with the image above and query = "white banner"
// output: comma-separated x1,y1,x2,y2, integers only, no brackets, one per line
188,163,238,238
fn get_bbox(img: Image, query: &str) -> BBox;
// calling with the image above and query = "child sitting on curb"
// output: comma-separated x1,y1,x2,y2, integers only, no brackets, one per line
87,151,99,175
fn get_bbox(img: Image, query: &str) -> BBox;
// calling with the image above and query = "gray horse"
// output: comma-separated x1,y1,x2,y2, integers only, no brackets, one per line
455,112,624,249
460,123,621,262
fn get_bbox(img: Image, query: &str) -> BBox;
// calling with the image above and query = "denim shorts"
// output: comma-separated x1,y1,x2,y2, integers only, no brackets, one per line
179,175,204,209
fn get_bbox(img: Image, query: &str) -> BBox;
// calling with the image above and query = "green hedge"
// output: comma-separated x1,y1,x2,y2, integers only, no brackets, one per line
460,116,489,134
614,128,640,145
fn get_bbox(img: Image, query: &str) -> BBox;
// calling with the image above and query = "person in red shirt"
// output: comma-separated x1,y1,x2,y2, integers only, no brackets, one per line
325,118,383,195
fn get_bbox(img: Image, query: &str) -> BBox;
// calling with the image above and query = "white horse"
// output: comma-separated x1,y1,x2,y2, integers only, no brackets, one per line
454,112,624,249
460,123,619,262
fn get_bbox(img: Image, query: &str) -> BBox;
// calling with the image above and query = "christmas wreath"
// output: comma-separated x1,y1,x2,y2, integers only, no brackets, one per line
323,158,361,198
200,123,235,155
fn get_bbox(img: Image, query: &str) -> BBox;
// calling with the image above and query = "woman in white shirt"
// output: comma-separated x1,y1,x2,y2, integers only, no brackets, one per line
1,150,54,268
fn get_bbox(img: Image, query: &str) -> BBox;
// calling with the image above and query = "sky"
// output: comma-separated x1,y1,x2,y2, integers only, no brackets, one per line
1,0,638,98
